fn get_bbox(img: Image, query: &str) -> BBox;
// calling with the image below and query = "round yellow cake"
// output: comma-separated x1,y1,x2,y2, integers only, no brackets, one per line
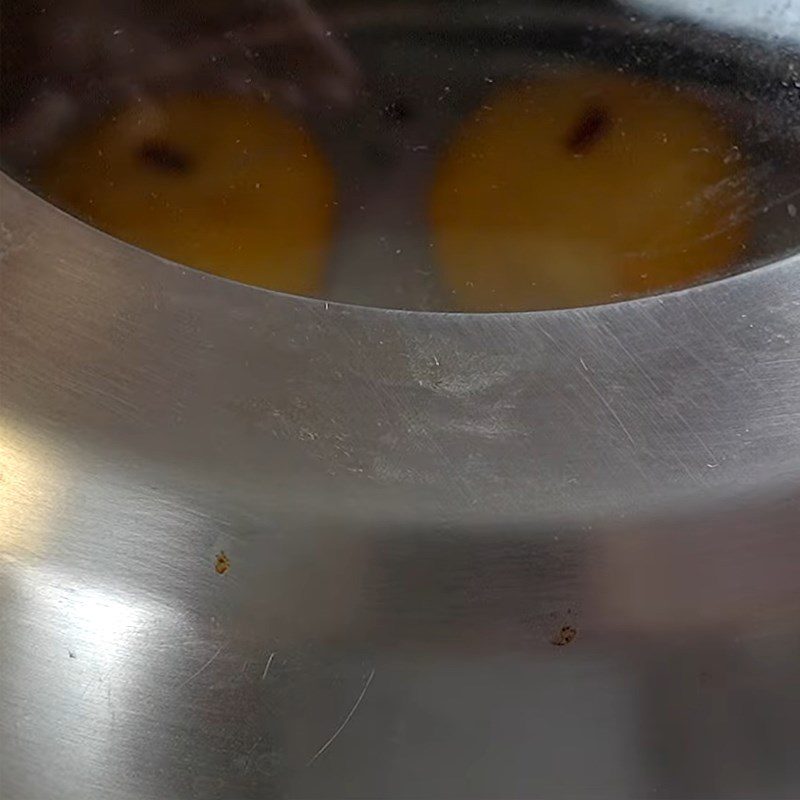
430,70,751,311
43,94,335,295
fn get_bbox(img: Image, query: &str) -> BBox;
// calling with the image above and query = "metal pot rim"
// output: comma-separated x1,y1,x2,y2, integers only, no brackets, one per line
3,172,800,525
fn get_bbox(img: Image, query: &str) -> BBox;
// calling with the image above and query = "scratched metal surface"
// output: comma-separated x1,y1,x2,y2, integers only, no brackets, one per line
3,173,800,799
3,2,800,799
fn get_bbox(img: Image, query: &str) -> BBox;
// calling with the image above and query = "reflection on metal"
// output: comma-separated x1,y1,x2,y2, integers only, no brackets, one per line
2,0,800,797
0,422,62,556
3,159,800,796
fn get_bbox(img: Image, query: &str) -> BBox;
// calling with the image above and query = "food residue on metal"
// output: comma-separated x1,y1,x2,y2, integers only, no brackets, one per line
551,624,577,646
215,551,230,575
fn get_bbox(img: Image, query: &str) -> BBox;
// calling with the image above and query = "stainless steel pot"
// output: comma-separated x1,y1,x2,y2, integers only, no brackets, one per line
2,2,800,798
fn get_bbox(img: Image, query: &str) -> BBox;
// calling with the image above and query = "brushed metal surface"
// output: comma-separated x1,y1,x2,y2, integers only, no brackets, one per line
3,6,800,795
2,171,800,799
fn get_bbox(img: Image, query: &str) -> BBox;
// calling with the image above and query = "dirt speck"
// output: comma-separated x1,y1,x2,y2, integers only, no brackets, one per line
383,98,414,124
68,650,76,659
138,139,193,173
215,551,230,575
551,625,577,647
565,105,611,155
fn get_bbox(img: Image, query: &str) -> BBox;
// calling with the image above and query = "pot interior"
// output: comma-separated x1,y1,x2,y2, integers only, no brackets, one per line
2,0,799,311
